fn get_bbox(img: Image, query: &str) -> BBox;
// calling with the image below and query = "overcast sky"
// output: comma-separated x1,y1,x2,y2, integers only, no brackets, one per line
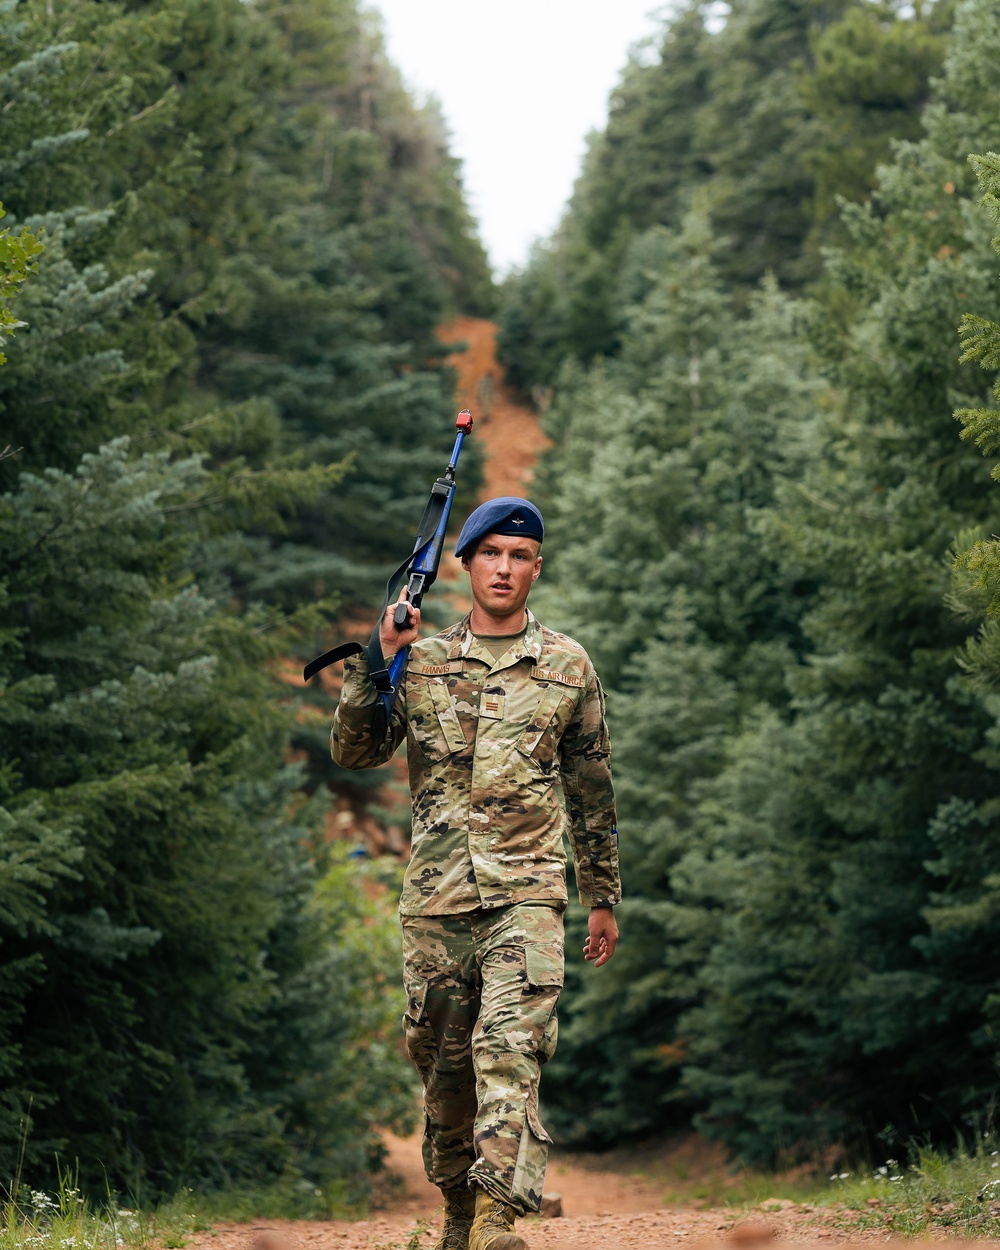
368,1,669,275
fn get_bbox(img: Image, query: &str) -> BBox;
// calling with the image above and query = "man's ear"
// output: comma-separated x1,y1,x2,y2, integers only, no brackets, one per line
532,555,543,582
461,555,472,572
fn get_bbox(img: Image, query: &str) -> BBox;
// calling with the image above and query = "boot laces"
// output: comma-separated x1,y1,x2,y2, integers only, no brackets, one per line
434,1191,475,1250
481,1196,516,1232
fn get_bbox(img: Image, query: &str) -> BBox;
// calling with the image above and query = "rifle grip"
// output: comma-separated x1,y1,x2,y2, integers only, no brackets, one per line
393,600,411,629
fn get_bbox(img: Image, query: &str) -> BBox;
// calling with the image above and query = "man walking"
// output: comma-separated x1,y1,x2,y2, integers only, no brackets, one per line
332,497,621,1250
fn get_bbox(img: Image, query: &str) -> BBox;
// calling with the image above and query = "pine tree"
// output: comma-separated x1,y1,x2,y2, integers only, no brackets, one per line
926,147,1000,1109
0,441,414,1192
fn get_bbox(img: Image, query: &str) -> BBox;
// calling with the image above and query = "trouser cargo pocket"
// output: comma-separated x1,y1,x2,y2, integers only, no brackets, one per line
523,941,563,1065
510,1080,552,1212
402,972,435,1080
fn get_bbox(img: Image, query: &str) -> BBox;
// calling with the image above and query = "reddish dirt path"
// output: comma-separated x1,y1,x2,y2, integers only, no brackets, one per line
438,317,550,501
406,316,548,622
192,1128,893,1250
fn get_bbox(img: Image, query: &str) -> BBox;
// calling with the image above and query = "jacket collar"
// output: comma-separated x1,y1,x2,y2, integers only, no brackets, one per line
447,609,544,667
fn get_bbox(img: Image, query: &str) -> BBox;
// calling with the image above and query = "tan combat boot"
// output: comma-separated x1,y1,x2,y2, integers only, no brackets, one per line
433,1187,476,1250
467,1187,527,1250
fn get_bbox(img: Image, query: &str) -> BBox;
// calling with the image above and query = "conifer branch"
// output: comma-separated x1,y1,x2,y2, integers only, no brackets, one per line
104,88,176,137
791,480,892,523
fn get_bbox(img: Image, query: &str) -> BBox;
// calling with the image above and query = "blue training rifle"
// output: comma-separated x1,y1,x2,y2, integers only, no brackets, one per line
303,408,474,740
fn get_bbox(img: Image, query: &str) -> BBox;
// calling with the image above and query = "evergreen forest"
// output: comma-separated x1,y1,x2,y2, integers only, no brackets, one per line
502,0,1000,1167
0,0,489,1201
4,0,1000,1212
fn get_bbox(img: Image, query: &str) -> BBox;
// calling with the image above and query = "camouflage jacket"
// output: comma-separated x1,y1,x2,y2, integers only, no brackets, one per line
332,610,621,916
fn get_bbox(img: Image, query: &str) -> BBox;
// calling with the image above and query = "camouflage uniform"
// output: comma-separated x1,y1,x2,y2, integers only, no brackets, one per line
332,610,620,1214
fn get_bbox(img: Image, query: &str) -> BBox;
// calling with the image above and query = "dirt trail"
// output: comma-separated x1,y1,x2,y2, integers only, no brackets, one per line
438,317,550,501
193,1127,888,1250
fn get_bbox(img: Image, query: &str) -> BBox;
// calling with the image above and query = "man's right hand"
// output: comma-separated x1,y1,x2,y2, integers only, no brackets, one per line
379,586,421,659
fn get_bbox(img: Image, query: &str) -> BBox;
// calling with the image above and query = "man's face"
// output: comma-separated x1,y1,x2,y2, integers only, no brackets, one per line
461,533,542,622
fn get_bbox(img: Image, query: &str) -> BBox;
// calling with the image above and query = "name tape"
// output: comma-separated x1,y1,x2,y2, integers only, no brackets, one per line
530,666,586,688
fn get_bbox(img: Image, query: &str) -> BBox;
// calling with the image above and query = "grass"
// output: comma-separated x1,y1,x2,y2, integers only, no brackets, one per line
156,1176,369,1226
0,1172,200,1250
661,1136,1000,1236
0,1167,372,1250
552,1131,828,1212
825,1137,1000,1237
655,1161,834,1210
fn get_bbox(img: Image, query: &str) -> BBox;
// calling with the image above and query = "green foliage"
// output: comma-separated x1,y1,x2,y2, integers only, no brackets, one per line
496,0,948,395
0,1172,200,1250
0,0,487,590
531,0,1000,1167
0,444,414,1193
0,0,482,1203
0,204,43,367
678,0,1000,1162
801,4,948,244
534,221,819,1144
955,152,1000,621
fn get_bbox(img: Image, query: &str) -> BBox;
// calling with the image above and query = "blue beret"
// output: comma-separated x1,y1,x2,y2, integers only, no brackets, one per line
455,496,544,558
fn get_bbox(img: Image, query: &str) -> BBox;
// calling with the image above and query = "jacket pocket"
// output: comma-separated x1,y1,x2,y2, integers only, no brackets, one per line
407,676,466,761
515,686,572,768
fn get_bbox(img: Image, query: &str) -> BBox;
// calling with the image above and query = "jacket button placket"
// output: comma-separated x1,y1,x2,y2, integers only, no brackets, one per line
469,704,490,889
473,695,502,893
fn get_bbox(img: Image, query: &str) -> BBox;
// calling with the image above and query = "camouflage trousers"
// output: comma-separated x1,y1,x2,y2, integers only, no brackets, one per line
400,902,564,1217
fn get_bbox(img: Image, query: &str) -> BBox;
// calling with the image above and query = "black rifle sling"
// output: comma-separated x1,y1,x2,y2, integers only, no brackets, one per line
303,472,453,743
364,479,452,740
302,546,419,743
302,545,423,684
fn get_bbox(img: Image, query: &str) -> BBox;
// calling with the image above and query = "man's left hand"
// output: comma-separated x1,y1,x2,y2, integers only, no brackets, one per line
583,907,618,968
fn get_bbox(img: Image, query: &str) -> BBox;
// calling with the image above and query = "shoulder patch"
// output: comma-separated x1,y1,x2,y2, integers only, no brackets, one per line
409,660,465,676
530,666,586,688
